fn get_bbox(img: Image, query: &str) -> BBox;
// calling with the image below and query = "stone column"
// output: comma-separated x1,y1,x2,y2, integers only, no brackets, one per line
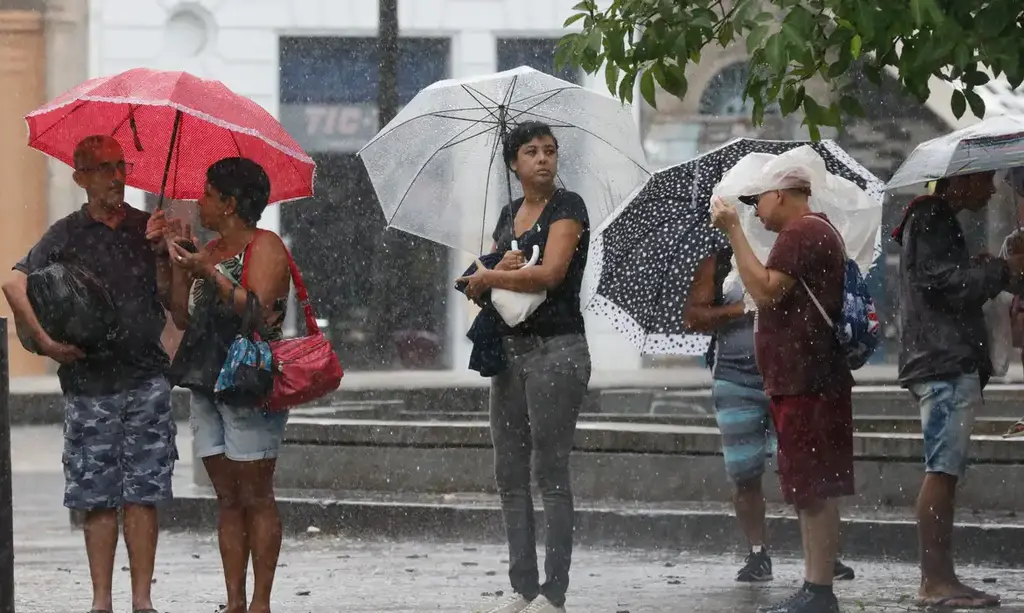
44,0,89,221
0,10,50,377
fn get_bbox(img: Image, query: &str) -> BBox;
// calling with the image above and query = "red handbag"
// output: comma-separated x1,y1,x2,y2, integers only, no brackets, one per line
241,232,343,410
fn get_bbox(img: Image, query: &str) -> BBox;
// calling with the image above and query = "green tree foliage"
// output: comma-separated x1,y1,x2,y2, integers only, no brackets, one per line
555,0,1024,139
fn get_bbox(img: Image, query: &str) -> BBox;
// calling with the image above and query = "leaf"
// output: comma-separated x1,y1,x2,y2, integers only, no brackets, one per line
765,34,788,72
718,21,735,47
746,25,769,54
965,89,986,119
951,90,966,119
586,29,603,53
963,70,990,87
850,35,862,60
618,70,637,103
840,95,865,118
605,61,620,93
640,68,657,108
563,13,586,27
807,123,822,142
571,0,592,10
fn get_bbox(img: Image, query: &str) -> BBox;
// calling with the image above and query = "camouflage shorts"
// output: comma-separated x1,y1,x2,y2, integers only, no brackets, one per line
62,376,178,510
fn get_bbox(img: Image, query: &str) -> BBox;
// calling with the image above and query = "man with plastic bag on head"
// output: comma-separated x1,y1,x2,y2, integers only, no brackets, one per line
709,146,868,613
1,135,177,613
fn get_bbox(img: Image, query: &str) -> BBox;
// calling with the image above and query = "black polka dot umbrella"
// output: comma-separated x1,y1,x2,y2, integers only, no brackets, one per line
583,137,884,355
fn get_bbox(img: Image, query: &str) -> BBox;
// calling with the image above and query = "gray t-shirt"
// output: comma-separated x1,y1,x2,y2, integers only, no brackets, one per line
712,278,763,389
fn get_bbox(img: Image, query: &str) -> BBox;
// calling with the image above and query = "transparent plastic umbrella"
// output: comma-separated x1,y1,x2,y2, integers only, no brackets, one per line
357,66,649,255
886,114,1024,190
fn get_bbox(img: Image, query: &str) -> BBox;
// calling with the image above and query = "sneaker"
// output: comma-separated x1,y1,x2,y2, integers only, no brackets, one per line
736,548,773,582
521,595,566,613
482,594,532,613
833,559,855,581
758,588,839,613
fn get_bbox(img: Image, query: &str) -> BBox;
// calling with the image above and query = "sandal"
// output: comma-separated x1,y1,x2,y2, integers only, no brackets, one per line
916,594,1000,609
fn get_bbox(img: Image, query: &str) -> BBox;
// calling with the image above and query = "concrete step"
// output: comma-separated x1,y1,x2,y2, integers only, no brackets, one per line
279,418,1024,461
241,419,1024,512
14,368,1024,425
144,488,1024,566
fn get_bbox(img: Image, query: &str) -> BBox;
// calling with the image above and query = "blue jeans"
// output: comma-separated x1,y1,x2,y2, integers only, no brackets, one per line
190,392,289,461
908,373,979,479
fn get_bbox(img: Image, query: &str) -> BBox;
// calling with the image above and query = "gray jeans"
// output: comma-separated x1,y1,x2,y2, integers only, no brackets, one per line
489,333,591,607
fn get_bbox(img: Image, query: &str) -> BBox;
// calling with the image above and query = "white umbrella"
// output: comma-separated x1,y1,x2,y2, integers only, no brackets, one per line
886,114,1024,190
357,66,650,255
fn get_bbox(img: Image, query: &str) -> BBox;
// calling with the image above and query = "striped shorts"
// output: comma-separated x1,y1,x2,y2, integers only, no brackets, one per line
711,378,776,483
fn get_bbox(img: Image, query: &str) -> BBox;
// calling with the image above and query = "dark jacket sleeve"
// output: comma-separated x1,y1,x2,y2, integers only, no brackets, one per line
909,204,1008,310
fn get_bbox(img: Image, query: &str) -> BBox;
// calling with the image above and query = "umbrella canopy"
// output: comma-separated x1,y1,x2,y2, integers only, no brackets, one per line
886,114,1024,190
357,66,649,255
585,138,884,355
26,68,316,204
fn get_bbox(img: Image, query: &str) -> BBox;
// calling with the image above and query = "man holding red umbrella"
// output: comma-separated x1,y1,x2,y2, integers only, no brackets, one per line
2,135,178,613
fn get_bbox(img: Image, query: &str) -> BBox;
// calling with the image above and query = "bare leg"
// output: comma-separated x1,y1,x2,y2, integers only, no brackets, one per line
84,509,119,612
123,504,159,610
917,472,998,605
800,498,840,586
205,455,249,613
733,478,766,547
236,459,281,613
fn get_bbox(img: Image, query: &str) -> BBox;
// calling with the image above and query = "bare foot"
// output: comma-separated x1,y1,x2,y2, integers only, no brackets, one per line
918,581,1000,608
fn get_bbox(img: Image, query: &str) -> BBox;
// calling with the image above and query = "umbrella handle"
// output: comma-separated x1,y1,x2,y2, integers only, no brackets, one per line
510,240,541,268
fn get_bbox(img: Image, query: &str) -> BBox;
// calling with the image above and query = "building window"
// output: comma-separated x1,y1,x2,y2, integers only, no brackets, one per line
496,38,580,83
698,62,778,117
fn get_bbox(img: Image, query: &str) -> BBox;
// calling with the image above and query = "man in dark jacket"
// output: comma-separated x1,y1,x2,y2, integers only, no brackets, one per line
893,170,1024,608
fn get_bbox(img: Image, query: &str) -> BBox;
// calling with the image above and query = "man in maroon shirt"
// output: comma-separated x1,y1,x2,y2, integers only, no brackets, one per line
712,178,852,613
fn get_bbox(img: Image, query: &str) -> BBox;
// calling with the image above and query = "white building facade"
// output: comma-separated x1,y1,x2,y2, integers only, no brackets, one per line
88,0,645,372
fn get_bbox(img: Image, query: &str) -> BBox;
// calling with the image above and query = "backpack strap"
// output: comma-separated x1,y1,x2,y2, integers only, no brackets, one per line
798,215,846,330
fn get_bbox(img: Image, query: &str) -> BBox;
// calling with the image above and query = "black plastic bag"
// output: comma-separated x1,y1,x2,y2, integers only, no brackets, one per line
26,261,117,351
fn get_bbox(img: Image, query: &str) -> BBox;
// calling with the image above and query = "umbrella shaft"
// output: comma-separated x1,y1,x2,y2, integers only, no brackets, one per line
156,109,183,211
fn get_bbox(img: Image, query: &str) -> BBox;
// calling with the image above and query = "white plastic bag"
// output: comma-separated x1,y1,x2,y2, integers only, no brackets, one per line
491,241,546,327
984,291,1015,377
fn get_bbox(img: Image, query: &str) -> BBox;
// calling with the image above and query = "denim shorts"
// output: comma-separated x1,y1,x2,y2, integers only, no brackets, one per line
907,373,979,479
190,392,289,462
62,376,177,510
711,379,776,483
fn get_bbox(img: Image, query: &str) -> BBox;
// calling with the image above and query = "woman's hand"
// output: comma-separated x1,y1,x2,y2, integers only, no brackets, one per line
494,250,525,271
169,238,214,278
457,259,495,300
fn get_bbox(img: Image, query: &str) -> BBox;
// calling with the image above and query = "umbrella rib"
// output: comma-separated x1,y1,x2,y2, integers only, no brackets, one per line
358,106,500,154
27,100,90,149
510,86,576,107
460,85,503,124
439,125,498,150
477,113,509,254
384,117,492,226
507,88,572,120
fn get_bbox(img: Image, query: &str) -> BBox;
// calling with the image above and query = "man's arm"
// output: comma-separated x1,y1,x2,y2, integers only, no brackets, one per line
2,272,83,363
724,223,797,308
912,208,1012,309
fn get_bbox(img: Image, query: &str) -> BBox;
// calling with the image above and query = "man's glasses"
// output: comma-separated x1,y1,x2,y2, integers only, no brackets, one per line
76,161,133,175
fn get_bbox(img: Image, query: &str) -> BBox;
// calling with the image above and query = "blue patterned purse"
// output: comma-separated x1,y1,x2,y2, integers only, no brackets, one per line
214,292,274,404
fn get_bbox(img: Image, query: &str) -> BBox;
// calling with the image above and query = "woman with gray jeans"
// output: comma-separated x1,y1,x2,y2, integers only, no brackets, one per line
458,121,592,613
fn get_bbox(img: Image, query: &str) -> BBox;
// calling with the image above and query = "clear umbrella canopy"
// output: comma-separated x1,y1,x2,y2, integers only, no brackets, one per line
886,114,1024,190
358,66,649,255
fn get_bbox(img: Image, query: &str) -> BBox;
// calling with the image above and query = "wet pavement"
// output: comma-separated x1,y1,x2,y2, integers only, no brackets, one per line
11,425,1024,612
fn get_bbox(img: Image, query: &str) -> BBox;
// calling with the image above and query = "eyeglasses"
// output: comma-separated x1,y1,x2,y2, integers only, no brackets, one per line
76,161,133,175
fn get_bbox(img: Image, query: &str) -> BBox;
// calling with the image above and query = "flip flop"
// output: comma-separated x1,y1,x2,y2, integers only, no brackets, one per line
916,594,1000,609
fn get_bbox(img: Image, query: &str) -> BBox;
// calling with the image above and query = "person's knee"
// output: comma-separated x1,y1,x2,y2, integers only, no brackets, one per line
735,475,764,496
494,449,531,493
532,448,572,494
84,507,118,526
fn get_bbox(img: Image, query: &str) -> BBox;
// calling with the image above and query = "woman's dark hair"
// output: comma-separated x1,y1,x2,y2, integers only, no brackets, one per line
207,157,271,226
502,121,559,170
